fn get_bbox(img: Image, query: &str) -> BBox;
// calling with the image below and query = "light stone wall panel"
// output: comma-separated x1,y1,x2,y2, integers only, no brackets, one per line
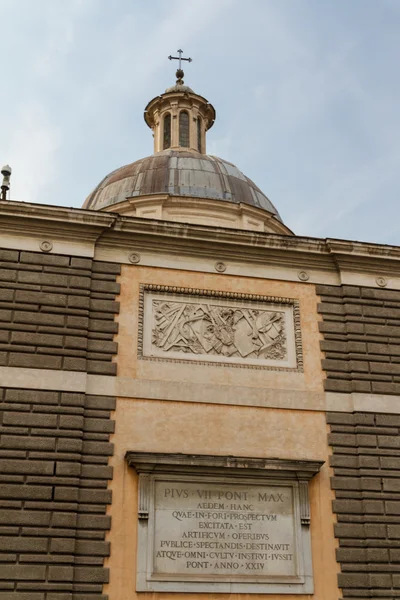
104,399,340,600
115,265,324,395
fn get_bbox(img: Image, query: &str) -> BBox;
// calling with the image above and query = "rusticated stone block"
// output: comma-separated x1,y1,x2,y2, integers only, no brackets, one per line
0,377,115,598
75,540,110,556
81,465,113,480
326,413,355,425
73,567,109,583
332,499,363,514
336,547,367,563
0,595,44,600
0,485,52,500
316,284,343,297
367,548,390,562
90,280,120,295
20,252,70,267
76,514,111,530
0,564,46,580
317,302,345,315
370,573,392,588
8,353,63,369
5,389,58,404
3,413,57,428
324,379,352,392
85,396,116,410
378,435,400,448
48,566,74,581
0,537,48,552
0,269,17,282
70,257,92,269
87,361,117,376
376,414,400,427
59,415,84,430
0,249,19,262
337,572,369,588
62,357,87,371
83,419,115,434
372,381,400,394
82,441,114,456
78,489,112,504
50,538,75,554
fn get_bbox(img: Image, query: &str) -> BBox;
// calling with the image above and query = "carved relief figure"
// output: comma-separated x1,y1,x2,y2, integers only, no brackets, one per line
152,300,287,361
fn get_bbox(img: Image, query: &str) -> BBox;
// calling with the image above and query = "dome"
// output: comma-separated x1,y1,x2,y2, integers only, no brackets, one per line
83,149,283,223
82,59,293,235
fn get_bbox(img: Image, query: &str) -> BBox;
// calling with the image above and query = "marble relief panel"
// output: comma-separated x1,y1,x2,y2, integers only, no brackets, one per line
139,285,302,370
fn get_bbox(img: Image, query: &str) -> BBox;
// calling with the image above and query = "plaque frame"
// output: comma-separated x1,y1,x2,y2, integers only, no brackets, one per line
126,452,323,594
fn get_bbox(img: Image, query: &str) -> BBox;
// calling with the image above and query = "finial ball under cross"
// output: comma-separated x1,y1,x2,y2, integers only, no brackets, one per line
168,49,192,84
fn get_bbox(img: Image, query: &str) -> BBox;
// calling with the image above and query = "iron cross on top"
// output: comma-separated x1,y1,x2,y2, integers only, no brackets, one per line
168,49,192,71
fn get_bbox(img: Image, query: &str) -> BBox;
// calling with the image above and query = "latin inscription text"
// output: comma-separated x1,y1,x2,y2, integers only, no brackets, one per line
153,481,297,579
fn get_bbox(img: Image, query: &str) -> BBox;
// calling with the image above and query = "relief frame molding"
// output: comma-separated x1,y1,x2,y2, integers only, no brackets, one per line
126,452,323,594
137,284,303,371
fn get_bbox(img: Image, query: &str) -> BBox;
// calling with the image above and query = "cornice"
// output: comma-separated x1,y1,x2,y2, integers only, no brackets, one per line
1,201,400,283
0,200,117,250
0,200,115,226
125,452,324,480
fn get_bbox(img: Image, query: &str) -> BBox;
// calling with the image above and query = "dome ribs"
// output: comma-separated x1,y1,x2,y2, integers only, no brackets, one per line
83,150,283,224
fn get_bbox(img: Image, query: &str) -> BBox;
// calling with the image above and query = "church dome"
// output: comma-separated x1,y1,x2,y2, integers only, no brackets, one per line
83,54,292,235
83,149,283,223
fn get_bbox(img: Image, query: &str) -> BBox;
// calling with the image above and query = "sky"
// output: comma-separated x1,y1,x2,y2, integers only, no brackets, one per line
1,0,400,245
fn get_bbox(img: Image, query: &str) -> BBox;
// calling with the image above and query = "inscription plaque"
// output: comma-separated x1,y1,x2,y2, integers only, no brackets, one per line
153,480,298,579
127,453,322,594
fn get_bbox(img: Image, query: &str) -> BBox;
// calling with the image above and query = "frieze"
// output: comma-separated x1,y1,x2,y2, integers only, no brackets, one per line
138,285,303,370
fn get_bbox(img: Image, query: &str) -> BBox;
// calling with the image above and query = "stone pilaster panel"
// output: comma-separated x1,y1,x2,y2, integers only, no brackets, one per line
0,386,115,599
327,411,400,598
0,249,119,374
317,284,400,394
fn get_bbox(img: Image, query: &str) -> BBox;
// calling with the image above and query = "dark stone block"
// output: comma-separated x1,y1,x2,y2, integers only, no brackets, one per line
0,249,19,262
0,485,52,500
324,379,352,393
20,253,70,267
0,269,17,282
3,412,57,428
92,262,121,275
73,567,109,583
337,573,369,588
62,357,87,372
48,566,74,582
87,361,117,376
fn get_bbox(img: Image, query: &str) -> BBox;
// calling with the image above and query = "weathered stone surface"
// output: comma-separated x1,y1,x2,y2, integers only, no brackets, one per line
0,387,115,597
0,249,119,373
319,284,400,393
328,410,400,598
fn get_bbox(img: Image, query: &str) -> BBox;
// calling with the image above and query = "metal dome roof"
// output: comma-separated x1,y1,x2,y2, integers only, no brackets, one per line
83,150,283,222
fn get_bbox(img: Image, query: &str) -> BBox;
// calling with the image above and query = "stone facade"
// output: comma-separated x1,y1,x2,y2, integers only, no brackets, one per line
0,238,118,599
0,249,119,375
318,284,400,598
1,201,400,599
318,284,400,395
0,387,114,598
328,410,400,598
